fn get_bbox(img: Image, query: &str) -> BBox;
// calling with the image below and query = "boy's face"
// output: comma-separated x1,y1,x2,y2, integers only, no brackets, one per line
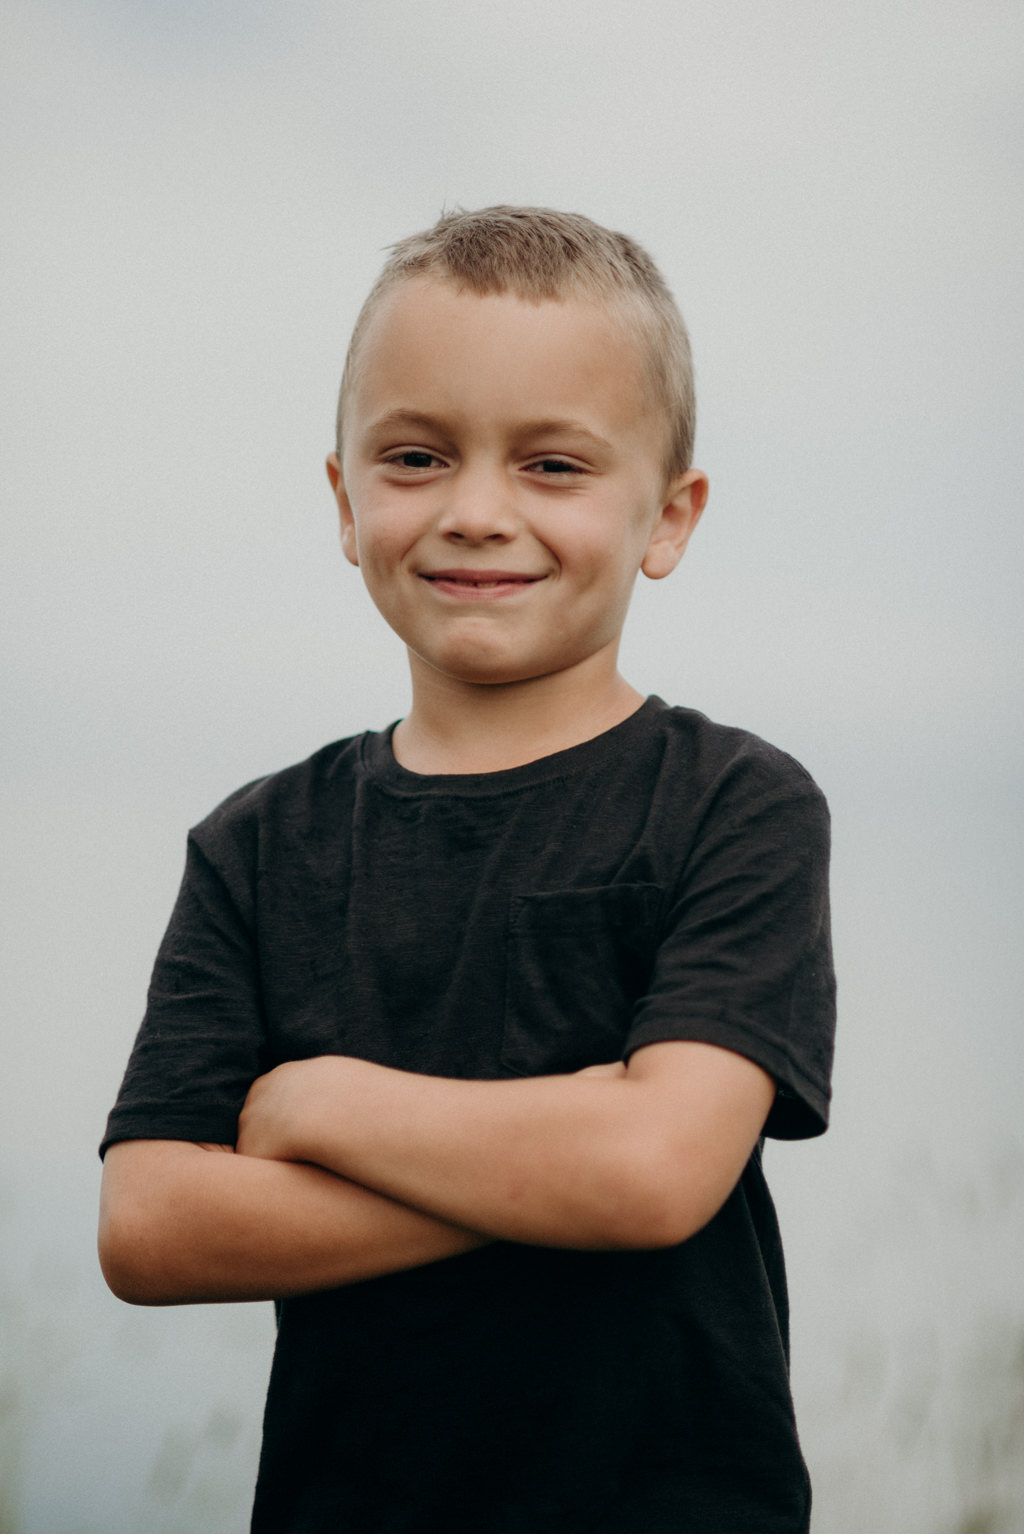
329,278,706,693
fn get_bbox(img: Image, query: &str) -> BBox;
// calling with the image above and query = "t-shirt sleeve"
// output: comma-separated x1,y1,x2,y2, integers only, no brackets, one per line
625,749,836,1139
100,815,269,1156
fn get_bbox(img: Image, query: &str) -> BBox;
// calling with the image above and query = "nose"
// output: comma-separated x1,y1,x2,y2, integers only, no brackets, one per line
435,462,517,543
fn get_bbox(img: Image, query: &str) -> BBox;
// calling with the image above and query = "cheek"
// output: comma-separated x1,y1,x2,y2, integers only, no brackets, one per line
359,545,402,598
353,508,409,570
564,520,648,589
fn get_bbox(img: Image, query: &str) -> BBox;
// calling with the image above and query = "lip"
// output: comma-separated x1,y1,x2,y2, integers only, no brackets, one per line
420,568,545,599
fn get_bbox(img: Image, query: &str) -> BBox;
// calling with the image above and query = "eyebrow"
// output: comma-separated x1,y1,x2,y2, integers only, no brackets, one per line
367,410,449,437
366,409,613,454
517,419,614,453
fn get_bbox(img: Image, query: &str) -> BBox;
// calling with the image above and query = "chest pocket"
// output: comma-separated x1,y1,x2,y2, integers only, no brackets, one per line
501,884,665,1077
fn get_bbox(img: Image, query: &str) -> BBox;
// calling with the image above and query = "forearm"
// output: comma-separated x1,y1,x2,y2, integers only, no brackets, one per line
326,1070,656,1247
239,1044,775,1250
98,1140,486,1306
289,1070,669,1247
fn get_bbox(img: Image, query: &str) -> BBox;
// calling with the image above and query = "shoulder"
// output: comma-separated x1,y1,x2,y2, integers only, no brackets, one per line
645,699,829,816
187,727,387,861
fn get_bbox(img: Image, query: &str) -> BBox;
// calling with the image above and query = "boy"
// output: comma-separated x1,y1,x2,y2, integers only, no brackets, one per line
99,206,835,1532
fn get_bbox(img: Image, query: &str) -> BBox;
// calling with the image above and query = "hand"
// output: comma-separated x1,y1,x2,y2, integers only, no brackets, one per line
575,1060,628,1080
237,1056,358,1163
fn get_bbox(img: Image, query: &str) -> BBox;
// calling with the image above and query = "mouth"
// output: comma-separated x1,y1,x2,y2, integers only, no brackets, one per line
420,569,545,597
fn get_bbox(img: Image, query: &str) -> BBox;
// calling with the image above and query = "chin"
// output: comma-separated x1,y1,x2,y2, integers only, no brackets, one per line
445,663,539,688
410,632,606,690
418,648,549,689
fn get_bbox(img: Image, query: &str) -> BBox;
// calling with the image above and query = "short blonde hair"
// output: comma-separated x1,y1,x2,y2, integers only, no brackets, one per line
336,206,696,477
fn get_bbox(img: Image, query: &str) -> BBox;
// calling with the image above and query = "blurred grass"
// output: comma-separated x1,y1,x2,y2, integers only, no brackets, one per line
1,1146,1021,1531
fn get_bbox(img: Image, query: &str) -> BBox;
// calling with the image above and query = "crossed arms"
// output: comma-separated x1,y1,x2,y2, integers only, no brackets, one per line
98,1041,775,1306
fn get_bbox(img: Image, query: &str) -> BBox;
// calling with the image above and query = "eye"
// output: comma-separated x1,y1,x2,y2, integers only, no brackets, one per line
384,449,445,473
528,457,583,477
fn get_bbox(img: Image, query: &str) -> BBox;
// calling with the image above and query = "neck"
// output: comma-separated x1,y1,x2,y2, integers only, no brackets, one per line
392,653,646,775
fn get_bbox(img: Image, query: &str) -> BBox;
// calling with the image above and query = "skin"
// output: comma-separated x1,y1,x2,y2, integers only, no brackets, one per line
328,277,707,772
234,1044,774,1251
99,280,774,1307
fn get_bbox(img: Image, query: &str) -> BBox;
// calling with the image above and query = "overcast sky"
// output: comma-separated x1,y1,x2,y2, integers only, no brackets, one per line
2,0,1022,1527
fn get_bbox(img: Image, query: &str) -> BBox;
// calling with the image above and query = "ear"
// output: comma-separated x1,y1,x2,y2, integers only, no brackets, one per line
326,452,360,567
641,469,708,581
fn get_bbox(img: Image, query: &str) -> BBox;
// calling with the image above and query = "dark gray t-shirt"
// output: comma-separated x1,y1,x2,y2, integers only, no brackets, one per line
103,698,835,1533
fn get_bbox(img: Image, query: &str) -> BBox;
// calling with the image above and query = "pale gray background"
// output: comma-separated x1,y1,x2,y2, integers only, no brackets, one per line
2,1,1022,1529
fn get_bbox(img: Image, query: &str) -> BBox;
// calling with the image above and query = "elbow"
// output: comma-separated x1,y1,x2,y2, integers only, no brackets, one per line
99,1140,218,1305
98,1218,157,1305
98,1200,183,1306
594,1144,720,1252
99,1257,160,1308
598,1202,700,1255
98,1234,147,1306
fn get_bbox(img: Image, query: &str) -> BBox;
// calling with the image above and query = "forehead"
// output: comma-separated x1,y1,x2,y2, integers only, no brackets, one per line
348,277,658,445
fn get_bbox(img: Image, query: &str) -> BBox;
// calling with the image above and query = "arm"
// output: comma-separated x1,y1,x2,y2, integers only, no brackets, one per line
98,1139,486,1306
237,1041,776,1251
